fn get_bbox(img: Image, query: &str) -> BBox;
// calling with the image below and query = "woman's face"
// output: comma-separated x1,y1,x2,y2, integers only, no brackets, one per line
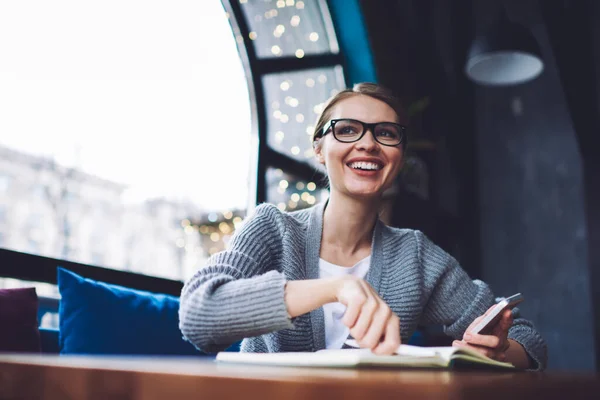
315,95,405,200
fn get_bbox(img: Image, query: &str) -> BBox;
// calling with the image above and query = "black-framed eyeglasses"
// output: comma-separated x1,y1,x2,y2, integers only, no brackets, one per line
320,119,407,147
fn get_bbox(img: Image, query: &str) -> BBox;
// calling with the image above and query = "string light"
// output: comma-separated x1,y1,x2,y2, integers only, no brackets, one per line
210,232,220,242
275,131,285,142
296,113,304,123
280,81,290,91
236,35,243,44
233,217,243,229
200,226,209,234
223,211,233,219
286,0,295,6
277,202,286,211
181,219,190,227
306,78,315,87
296,182,305,190
307,182,316,191
280,114,289,123
291,146,300,155
274,169,283,176
249,32,257,40
274,24,285,38
273,110,282,119
285,96,299,107
277,0,285,8
279,180,289,189
265,10,278,19
239,0,247,3
290,15,300,27
291,193,300,202
295,49,305,58
288,200,298,209
271,45,282,56
296,1,305,9
219,222,231,234
309,32,319,42
306,125,314,135
184,225,195,234
318,74,327,83
208,213,218,222
301,192,310,201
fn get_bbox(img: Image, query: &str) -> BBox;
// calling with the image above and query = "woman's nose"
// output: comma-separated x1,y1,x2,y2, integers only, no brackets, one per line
355,129,379,151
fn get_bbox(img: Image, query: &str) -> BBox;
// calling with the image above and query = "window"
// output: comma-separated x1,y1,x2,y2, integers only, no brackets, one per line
0,174,11,194
240,0,337,58
227,0,345,208
263,66,345,167
266,168,329,212
0,0,252,280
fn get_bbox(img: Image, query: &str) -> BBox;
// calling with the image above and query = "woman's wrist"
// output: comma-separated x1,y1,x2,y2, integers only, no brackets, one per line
505,339,533,369
284,277,344,318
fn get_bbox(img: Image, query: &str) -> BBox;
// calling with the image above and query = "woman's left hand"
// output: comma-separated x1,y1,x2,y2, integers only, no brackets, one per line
453,304,513,362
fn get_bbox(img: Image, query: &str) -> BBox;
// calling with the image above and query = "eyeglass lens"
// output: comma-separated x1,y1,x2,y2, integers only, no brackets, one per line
333,119,402,146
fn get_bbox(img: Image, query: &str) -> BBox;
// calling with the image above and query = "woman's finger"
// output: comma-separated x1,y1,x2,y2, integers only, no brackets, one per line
359,302,391,350
372,314,401,355
495,309,513,333
341,296,365,328
463,332,501,349
349,297,378,341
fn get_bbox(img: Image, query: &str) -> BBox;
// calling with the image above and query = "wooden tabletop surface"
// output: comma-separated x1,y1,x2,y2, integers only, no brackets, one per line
1,354,598,400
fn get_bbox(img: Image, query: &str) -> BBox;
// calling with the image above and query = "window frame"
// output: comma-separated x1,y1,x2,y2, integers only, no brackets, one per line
222,0,341,207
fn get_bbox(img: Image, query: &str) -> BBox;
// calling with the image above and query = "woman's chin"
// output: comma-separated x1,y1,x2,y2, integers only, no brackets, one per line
344,185,384,199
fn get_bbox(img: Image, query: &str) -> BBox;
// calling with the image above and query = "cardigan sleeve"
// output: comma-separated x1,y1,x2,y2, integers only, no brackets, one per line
416,230,548,370
178,203,293,353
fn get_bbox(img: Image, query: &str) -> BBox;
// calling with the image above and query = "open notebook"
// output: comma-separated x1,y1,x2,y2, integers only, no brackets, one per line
216,341,514,370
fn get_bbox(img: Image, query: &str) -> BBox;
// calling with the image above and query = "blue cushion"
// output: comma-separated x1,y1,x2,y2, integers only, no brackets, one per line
57,268,221,356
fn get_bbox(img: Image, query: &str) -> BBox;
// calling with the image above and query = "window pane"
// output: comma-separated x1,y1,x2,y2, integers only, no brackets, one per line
266,167,329,212
193,209,247,260
0,1,252,281
263,66,345,168
240,0,338,58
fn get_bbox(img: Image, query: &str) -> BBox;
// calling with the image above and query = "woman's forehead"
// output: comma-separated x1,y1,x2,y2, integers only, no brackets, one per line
329,95,398,122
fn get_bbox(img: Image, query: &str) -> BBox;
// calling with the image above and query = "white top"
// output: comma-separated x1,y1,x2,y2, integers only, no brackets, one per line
319,255,371,349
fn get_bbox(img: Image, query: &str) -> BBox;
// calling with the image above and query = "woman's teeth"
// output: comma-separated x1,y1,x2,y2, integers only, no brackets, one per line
348,162,381,171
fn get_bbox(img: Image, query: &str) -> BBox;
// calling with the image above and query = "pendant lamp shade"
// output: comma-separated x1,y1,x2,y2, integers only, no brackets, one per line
466,18,544,86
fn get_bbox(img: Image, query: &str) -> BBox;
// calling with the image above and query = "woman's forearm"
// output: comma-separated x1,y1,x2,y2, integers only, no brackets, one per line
284,278,339,318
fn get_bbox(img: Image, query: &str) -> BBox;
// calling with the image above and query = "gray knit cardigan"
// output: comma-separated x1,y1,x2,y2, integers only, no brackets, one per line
179,202,547,370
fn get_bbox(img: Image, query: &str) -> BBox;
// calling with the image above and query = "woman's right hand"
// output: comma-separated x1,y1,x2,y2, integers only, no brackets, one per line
334,276,401,355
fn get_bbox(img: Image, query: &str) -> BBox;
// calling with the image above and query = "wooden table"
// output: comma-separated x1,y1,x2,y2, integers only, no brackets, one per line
0,354,598,400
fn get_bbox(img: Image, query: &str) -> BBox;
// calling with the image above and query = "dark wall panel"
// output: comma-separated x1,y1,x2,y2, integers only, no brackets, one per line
473,0,595,371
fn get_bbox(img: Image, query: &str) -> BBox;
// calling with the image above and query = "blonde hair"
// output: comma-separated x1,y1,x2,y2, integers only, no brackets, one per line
311,82,407,149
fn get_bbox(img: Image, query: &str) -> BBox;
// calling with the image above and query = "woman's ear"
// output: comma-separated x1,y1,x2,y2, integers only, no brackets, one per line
313,139,326,165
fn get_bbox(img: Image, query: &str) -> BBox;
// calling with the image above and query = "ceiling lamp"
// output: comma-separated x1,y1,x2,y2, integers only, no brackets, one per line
465,12,544,86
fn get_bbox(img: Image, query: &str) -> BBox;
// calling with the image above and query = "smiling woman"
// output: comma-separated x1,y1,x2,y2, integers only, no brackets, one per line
0,0,252,281
179,82,547,372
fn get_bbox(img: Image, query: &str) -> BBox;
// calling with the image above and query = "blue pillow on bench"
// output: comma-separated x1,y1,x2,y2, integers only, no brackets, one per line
57,268,239,356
